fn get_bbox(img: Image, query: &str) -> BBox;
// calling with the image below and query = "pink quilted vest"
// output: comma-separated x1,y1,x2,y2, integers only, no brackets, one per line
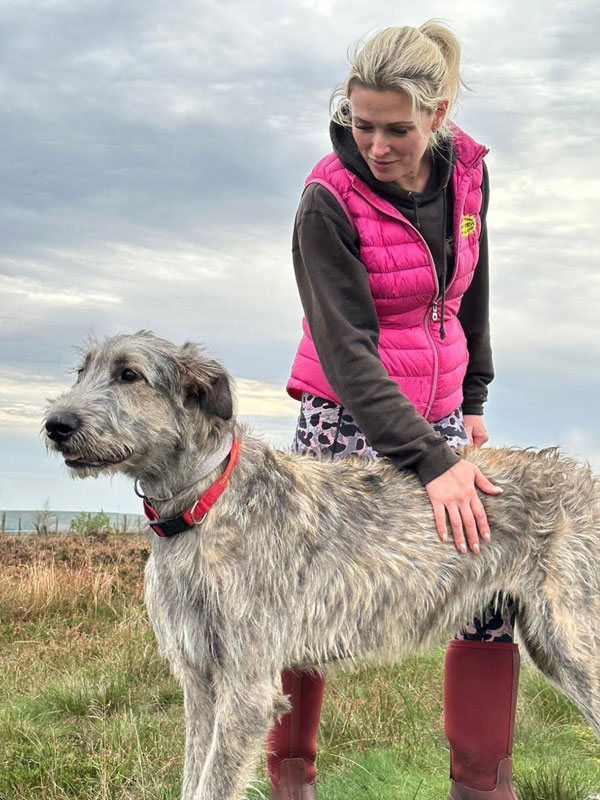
287,126,487,422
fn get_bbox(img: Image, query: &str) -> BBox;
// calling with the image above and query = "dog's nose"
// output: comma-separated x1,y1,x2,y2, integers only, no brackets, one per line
45,412,81,442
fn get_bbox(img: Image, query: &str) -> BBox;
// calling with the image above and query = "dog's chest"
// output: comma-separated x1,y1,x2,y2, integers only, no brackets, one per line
144,553,222,669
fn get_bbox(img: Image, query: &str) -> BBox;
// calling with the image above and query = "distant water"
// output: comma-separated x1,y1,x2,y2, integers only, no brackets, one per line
0,509,146,534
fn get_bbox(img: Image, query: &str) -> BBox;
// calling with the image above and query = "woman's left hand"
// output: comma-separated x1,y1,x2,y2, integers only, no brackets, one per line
463,414,489,448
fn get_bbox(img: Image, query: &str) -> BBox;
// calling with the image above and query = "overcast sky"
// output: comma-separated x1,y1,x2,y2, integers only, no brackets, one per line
1,0,599,513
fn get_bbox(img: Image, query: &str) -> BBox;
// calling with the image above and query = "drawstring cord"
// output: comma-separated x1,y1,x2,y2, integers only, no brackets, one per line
409,190,447,340
409,191,421,230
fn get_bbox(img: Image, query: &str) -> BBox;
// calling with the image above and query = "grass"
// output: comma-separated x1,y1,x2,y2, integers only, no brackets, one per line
1,533,599,799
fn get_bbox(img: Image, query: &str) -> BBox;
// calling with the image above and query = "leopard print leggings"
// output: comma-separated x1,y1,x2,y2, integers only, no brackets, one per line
293,392,517,642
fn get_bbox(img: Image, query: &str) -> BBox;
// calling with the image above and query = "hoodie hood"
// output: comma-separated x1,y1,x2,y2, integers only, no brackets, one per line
329,120,455,210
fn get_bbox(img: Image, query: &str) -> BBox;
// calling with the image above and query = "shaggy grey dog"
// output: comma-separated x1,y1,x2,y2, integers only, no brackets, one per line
44,332,600,800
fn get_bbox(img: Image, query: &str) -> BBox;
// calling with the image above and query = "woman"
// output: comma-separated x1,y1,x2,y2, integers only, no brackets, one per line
268,22,519,800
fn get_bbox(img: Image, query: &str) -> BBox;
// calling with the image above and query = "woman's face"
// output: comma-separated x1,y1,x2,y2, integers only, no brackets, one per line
349,86,447,191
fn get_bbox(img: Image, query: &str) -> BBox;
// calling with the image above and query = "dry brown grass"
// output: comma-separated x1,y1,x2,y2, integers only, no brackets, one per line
0,533,148,623
0,531,149,572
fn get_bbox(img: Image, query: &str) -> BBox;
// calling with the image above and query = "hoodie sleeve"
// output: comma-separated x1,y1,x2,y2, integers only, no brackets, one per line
457,162,494,415
293,182,460,485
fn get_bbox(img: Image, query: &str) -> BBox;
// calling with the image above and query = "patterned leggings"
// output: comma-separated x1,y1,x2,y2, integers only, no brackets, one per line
293,393,517,642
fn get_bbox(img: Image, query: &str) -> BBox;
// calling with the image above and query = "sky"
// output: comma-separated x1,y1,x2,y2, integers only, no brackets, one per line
1,0,599,514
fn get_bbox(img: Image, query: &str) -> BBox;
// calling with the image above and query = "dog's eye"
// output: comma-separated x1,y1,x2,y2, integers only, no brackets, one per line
120,369,139,383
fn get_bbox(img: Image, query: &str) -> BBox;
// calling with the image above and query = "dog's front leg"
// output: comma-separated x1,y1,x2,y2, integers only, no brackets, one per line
192,672,277,800
180,668,215,800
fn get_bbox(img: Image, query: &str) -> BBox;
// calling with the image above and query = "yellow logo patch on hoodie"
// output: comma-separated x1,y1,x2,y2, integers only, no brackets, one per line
461,215,477,237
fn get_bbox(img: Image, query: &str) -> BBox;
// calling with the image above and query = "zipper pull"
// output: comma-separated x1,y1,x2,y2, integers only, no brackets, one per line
431,303,438,322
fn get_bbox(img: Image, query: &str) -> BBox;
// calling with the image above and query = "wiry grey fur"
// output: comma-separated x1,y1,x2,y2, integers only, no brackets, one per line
44,331,600,800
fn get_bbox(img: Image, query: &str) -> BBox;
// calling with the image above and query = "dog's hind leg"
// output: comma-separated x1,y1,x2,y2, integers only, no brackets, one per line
518,600,600,739
193,671,280,800
180,668,215,800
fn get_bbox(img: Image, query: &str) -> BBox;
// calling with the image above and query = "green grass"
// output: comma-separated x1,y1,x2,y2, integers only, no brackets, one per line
1,534,599,799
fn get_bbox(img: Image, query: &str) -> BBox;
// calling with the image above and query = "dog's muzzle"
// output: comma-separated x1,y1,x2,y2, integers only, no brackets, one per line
45,411,131,469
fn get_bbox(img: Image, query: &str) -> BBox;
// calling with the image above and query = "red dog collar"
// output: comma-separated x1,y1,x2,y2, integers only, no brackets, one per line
143,439,240,538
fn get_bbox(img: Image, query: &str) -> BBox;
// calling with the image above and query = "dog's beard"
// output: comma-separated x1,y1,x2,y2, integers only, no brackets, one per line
47,437,132,479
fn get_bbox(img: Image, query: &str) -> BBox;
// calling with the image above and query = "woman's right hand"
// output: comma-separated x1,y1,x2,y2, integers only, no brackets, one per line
425,460,503,554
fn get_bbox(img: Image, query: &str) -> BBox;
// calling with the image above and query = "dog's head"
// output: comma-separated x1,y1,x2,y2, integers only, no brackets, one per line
44,331,234,482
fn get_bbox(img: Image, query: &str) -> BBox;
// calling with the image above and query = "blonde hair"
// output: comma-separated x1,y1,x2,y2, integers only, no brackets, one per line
331,20,466,146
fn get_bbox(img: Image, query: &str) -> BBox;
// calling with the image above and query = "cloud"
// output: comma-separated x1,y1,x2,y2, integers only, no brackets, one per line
0,235,304,384
1,0,599,509
562,427,600,474
236,379,298,418
0,368,69,431
1,273,122,310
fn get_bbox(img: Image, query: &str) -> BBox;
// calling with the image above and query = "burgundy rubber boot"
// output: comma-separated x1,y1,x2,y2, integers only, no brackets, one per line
267,669,324,800
444,640,520,800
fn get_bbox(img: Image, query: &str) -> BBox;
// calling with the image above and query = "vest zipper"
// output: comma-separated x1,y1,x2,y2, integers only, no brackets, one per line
402,225,440,419
423,307,440,419
352,183,471,420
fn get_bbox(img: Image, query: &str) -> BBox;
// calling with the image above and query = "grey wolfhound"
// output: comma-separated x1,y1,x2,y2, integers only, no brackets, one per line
44,331,600,800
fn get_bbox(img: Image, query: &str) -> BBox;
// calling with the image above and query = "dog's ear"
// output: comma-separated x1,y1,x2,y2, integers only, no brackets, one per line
200,372,233,420
177,343,233,421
